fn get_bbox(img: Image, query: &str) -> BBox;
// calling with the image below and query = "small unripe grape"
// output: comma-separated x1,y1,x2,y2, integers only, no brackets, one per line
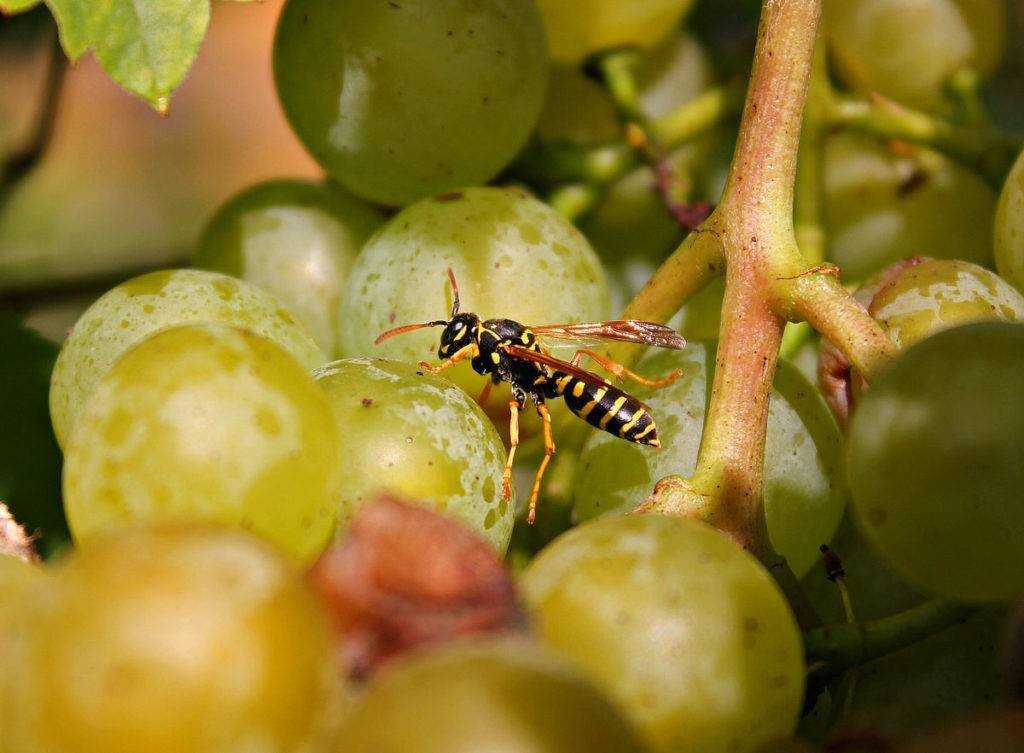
338,186,610,435
575,344,845,578
867,258,1024,348
824,0,1006,112
537,0,696,64
194,180,382,357
274,0,548,206
0,527,339,753
49,269,325,449
824,133,996,282
849,322,1024,602
336,639,646,753
315,359,512,551
522,514,806,753
62,324,341,564
995,146,1024,293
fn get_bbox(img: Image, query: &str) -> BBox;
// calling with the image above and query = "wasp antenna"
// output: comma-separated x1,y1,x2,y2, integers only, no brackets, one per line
447,267,461,317
374,321,447,346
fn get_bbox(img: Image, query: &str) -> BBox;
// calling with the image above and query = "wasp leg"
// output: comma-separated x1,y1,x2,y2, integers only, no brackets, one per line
527,402,556,525
478,379,494,406
418,343,479,374
569,348,683,388
502,400,520,503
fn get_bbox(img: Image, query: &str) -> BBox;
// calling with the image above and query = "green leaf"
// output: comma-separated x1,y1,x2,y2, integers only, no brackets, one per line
46,0,211,113
0,0,43,14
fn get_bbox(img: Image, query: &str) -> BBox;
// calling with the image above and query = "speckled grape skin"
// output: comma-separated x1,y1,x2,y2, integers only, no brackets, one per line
194,180,382,357
824,133,996,282
824,0,1006,113
338,187,611,434
996,147,1024,293
521,515,806,753
537,0,695,64
274,0,548,206
0,527,340,753
315,358,513,551
337,639,646,753
50,269,326,449
62,325,341,565
868,259,1024,348
574,344,846,578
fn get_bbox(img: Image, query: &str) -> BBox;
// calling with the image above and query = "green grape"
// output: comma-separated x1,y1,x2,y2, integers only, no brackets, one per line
337,639,644,753
995,146,1024,293
848,322,1024,602
0,316,70,556
521,514,805,753
194,180,382,357
824,133,997,282
537,32,712,146
537,0,696,64
273,0,548,207
315,358,513,551
867,258,1024,348
574,344,846,578
62,324,341,564
49,269,326,450
823,0,1006,112
0,526,339,753
338,186,610,437
0,554,45,636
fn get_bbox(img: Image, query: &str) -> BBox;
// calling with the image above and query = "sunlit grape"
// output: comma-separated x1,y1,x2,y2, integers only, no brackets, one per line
849,322,1024,602
62,324,341,564
537,0,696,64
338,186,610,435
336,639,645,753
824,133,996,282
274,0,548,206
0,526,339,753
49,269,325,449
315,358,513,551
522,514,806,753
995,146,1024,293
575,344,846,578
824,0,1006,112
194,180,382,356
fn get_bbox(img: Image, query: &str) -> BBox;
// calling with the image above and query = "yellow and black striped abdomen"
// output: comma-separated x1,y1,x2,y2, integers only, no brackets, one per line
551,371,660,447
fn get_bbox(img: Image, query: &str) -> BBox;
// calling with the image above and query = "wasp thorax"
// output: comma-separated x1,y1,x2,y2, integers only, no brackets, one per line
438,313,480,358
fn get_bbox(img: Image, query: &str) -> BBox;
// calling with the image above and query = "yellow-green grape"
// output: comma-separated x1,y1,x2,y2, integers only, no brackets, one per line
49,269,325,449
824,0,1006,112
995,146,1024,293
0,527,339,753
0,554,44,636
338,186,610,433
194,180,382,357
522,514,806,753
315,358,512,551
538,32,712,146
337,638,645,753
537,0,696,64
273,0,548,207
62,324,341,564
849,322,1024,602
868,258,1024,348
824,133,996,282
575,344,845,577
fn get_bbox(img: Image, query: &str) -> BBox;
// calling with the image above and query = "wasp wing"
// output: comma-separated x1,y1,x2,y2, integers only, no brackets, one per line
499,345,612,388
529,321,686,351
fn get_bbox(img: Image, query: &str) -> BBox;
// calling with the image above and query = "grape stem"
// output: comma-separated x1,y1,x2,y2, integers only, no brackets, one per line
612,0,898,629
0,502,39,563
804,600,977,681
0,30,66,212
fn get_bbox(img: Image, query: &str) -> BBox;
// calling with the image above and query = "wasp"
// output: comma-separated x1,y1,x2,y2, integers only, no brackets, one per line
375,269,685,523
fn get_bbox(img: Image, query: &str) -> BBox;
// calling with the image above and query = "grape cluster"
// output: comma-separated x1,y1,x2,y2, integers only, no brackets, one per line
4,1,1024,752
